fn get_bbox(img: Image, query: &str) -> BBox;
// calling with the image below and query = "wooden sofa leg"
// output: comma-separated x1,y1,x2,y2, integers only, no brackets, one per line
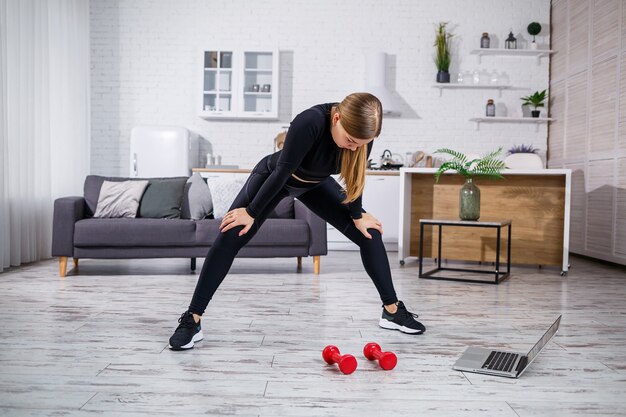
59,257,68,277
313,256,320,274
297,256,302,272
73,258,79,269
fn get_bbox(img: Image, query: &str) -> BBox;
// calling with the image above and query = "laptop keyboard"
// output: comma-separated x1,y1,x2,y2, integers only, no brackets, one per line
482,351,519,372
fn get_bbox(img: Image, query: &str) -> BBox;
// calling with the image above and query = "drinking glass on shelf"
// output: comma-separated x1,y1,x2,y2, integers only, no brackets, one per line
490,71,499,85
463,71,473,85
479,70,490,85
472,70,480,85
405,152,414,167
457,72,464,84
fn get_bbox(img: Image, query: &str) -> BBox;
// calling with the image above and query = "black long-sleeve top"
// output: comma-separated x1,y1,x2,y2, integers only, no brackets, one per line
246,103,373,220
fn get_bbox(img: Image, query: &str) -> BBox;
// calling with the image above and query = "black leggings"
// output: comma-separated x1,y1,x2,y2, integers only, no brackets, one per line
188,156,398,315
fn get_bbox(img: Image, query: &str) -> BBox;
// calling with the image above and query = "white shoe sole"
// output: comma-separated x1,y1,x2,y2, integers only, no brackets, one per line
379,318,423,334
169,330,203,350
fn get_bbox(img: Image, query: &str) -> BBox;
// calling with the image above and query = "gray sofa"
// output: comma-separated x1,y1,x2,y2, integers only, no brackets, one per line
52,175,327,277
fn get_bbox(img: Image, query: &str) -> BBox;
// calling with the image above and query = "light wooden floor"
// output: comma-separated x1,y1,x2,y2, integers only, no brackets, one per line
1,251,625,416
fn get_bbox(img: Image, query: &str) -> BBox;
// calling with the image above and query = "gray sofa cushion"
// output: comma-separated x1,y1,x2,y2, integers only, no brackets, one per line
181,173,213,220
74,218,197,247
195,218,310,246
268,197,294,219
138,178,188,219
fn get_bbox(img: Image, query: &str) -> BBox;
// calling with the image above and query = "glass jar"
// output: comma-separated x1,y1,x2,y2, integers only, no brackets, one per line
490,71,499,85
480,32,490,48
459,178,481,221
472,70,480,85
486,99,496,117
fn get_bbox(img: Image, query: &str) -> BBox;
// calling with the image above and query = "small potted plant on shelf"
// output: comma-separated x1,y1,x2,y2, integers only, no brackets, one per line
434,148,505,221
521,89,547,118
527,22,542,50
434,22,453,83
505,144,543,169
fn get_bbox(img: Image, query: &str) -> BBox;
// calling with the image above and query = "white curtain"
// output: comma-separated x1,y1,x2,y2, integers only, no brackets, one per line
0,0,90,272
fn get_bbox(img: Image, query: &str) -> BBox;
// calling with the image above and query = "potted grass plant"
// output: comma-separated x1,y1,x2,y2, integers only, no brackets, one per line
521,89,547,118
435,148,505,221
434,22,453,83
527,22,542,49
505,144,543,169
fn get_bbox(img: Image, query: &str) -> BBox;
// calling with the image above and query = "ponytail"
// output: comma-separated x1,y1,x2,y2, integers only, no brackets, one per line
334,92,382,203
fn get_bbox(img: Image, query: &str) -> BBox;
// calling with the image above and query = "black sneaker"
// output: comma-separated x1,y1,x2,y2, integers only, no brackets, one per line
169,311,203,350
379,301,426,334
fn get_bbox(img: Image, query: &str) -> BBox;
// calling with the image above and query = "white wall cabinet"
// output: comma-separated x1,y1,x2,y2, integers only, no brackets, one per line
327,173,400,251
200,49,279,119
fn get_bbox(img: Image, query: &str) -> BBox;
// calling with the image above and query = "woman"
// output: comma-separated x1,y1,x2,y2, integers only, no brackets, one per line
169,92,425,350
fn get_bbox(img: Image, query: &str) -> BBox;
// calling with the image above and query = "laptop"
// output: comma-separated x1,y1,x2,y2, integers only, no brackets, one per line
453,315,561,378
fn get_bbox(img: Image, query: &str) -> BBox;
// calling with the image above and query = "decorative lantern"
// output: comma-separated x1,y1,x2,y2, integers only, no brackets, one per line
505,32,517,49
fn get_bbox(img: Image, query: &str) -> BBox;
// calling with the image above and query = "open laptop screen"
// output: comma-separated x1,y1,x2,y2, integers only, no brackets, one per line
526,315,561,363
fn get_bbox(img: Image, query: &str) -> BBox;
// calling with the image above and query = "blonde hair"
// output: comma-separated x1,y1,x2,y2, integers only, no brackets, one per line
334,93,382,203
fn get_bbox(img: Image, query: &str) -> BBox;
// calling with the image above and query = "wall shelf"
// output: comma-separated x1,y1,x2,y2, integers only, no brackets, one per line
470,48,555,64
469,116,554,131
433,84,513,97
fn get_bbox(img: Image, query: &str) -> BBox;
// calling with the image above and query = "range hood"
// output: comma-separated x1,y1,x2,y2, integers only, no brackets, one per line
365,52,402,116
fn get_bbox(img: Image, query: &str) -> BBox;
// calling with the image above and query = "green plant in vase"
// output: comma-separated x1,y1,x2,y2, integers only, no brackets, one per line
507,144,539,154
435,148,505,221
434,22,453,83
505,144,543,169
520,89,547,118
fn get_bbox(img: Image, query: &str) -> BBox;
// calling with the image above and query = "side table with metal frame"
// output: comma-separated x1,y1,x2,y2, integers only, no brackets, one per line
418,219,512,284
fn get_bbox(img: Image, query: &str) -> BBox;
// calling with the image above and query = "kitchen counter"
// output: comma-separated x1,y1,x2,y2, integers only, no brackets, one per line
398,168,571,274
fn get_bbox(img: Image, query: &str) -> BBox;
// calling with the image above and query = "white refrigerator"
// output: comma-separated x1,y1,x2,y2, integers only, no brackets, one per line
130,126,199,177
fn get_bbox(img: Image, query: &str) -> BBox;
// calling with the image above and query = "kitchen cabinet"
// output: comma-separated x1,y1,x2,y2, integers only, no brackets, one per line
327,172,400,251
200,49,279,119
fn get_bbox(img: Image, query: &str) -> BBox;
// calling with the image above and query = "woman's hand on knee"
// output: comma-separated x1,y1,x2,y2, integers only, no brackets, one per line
220,208,254,236
353,213,383,239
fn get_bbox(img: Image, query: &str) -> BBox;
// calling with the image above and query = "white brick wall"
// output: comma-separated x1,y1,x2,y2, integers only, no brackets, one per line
90,0,551,175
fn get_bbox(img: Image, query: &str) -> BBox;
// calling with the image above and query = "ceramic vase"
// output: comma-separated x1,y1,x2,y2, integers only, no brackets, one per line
436,70,450,83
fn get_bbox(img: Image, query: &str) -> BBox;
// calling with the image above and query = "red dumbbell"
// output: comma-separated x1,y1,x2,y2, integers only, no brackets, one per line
363,342,397,370
322,345,358,375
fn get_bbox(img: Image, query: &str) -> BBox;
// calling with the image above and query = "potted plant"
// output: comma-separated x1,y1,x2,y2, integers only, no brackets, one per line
520,89,547,118
527,22,542,50
434,22,453,83
505,144,543,169
435,148,505,221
